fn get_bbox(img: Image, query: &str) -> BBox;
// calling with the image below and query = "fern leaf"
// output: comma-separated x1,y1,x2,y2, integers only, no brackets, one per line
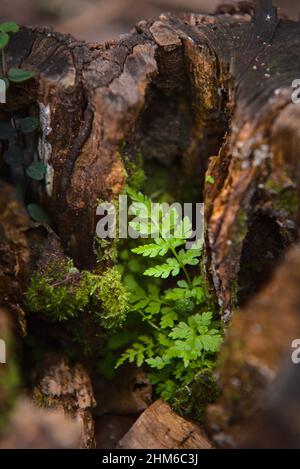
144,258,180,278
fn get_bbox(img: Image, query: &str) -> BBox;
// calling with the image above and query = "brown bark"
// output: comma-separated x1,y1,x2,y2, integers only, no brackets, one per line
117,399,213,449
1,0,300,449
32,354,96,448
0,398,81,449
205,247,300,448
3,1,299,318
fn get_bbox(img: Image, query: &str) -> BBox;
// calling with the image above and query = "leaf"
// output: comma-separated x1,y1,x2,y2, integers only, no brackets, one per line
200,334,222,352
174,216,193,239
146,356,170,370
169,322,192,340
164,288,185,301
160,310,178,329
8,68,35,82
132,298,150,310
158,380,177,401
127,188,150,206
177,248,201,267
20,117,39,134
0,22,19,33
205,175,215,185
4,146,24,166
132,238,169,258
177,280,189,289
161,208,180,237
0,32,9,49
27,203,50,223
144,258,180,279
145,301,161,316
0,122,15,140
26,162,46,181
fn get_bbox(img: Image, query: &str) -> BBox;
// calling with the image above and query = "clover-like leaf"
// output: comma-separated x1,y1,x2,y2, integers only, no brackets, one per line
0,22,19,33
8,68,35,82
27,203,50,223
26,161,46,181
0,31,9,49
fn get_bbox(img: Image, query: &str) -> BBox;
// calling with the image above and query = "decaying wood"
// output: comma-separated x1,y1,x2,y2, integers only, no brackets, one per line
0,398,81,449
0,181,30,336
3,1,299,318
117,399,213,449
32,354,96,448
205,247,300,448
1,0,300,449
94,365,152,416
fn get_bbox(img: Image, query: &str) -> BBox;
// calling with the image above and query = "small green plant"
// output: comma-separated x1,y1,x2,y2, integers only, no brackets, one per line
205,175,215,185
0,22,34,87
0,22,48,222
115,189,223,415
25,258,129,331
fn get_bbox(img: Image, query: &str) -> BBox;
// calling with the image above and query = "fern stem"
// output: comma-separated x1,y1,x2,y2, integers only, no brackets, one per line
137,311,162,333
170,246,193,288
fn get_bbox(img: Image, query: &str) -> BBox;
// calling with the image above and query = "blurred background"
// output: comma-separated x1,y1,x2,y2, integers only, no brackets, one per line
0,0,299,43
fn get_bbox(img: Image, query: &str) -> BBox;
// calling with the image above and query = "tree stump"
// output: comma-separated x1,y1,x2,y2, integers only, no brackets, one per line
1,0,300,448
3,1,299,315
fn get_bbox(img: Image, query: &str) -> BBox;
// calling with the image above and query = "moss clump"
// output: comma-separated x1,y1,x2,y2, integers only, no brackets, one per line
273,188,298,216
90,266,130,330
172,370,220,421
265,175,298,216
232,209,248,245
25,258,129,331
123,150,146,192
94,237,118,264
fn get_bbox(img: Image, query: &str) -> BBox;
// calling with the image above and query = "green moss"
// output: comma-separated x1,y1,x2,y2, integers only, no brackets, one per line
125,151,146,192
232,209,248,245
230,278,238,308
84,266,130,330
121,147,145,192
25,258,129,331
94,237,118,263
265,176,298,216
265,178,284,194
273,188,298,216
172,370,220,421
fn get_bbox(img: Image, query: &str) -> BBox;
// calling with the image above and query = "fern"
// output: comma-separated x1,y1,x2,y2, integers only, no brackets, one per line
115,189,223,417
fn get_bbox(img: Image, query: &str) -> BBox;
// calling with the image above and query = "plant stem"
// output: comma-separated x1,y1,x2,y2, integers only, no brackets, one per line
1,49,7,76
137,310,162,333
147,318,162,333
170,246,193,288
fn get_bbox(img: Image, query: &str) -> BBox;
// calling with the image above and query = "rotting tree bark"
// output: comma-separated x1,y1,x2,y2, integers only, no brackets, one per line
205,246,300,448
3,0,300,319
117,399,213,449
1,0,300,449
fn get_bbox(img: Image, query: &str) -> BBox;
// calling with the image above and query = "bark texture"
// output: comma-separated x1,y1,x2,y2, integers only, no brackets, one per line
3,1,299,317
1,0,300,449
205,247,300,448
117,399,213,449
